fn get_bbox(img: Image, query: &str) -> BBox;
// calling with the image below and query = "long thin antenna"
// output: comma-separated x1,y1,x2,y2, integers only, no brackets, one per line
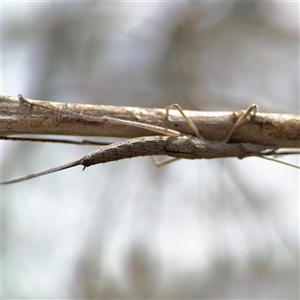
259,156,300,169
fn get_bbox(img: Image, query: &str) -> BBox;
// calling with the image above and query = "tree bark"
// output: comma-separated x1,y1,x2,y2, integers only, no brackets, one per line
1,94,299,148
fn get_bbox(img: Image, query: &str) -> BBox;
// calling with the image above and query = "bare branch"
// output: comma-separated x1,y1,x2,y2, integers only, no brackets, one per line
1,94,299,148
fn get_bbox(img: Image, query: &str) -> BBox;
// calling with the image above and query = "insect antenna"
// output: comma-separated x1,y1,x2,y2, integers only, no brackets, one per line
259,155,300,169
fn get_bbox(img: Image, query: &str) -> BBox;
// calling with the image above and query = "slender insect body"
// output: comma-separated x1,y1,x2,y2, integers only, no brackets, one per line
164,135,208,158
81,136,171,168
80,135,270,168
1,98,298,185
81,135,210,168
163,136,268,160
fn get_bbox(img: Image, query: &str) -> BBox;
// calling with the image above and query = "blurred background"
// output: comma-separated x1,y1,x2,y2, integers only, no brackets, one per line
1,1,299,298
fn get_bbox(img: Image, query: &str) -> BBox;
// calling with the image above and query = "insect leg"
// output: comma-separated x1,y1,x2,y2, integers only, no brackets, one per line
150,156,180,167
165,103,202,138
225,104,258,142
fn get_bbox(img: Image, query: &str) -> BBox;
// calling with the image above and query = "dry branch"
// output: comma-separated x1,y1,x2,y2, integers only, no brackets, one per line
1,94,299,148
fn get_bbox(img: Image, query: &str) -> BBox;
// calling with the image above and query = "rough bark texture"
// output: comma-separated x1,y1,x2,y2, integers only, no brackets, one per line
1,94,299,148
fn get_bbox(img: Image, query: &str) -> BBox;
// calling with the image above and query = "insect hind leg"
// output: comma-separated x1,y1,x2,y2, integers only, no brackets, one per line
165,103,202,138
225,104,258,143
150,156,180,167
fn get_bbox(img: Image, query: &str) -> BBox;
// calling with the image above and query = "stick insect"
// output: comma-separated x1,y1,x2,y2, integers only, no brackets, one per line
1,96,299,184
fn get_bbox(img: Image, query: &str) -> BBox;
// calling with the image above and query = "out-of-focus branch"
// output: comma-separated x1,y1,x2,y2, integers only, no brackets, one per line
0,94,299,148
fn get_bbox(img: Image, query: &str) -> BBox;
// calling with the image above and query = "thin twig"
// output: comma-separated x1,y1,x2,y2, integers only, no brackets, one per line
1,94,299,148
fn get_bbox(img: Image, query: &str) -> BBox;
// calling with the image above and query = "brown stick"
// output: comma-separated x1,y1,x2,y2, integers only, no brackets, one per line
1,94,299,148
